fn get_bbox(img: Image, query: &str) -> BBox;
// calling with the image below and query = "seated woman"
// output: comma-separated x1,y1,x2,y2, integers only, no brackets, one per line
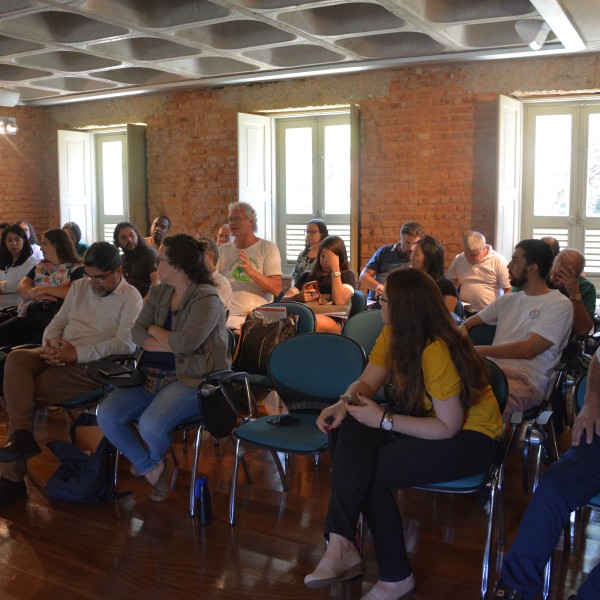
283,235,355,333
291,219,329,286
62,221,89,257
97,234,230,502
0,228,83,346
0,224,39,309
305,268,503,600
411,235,458,313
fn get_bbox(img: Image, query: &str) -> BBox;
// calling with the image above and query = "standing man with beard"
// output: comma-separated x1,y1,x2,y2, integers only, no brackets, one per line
144,215,171,250
0,242,142,506
460,239,573,422
114,222,159,297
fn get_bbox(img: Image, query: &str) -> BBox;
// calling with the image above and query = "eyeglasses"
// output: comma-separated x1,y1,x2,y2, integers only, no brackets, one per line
154,257,172,267
218,234,231,241
379,295,390,304
305,230,319,235
84,271,114,283
227,216,244,223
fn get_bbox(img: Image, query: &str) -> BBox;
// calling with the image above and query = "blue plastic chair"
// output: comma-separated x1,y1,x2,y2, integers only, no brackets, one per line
228,333,366,525
342,309,384,358
413,358,516,600
349,289,367,317
468,323,497,346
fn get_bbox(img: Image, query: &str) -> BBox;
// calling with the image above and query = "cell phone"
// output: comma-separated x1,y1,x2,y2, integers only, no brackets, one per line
340,393,366,406
98,364,133,378
267,415,299,427
304,281,319,299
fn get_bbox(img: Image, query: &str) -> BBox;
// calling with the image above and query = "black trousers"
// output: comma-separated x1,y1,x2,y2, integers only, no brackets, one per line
324,416,496,581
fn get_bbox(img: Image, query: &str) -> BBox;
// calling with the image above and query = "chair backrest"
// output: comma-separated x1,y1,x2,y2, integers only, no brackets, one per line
260,301,316,334
482,357,508,413
268,333,366,413
349,290,367,317
454,299,464,319
574,372,588,414
468,323,496,346
342,310,384,357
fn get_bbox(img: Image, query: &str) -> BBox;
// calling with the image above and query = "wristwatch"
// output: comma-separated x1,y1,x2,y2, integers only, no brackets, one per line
380,411,394,431
571,293,582,302
332,271,342,277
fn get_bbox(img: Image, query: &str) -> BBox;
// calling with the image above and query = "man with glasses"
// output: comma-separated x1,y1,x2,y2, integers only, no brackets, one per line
217,201,282,330
113,221,159,297
359,221,425,301
216,223,233,246
0,242,142,507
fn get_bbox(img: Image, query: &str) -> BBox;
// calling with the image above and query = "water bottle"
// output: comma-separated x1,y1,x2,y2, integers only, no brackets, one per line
195,475,212,525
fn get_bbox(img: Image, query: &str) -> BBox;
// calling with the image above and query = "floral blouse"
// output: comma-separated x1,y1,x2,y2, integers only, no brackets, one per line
18,260,84,316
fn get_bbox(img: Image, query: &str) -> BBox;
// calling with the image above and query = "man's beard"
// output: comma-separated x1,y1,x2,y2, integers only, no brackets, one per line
509,271,527,287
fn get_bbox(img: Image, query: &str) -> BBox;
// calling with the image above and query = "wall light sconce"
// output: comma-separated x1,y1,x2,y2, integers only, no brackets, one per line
515,19,552,50
0,117,18,135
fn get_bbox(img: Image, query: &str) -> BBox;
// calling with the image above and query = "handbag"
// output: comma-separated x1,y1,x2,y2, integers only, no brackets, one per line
233,311,298,375
140,366,178,395
26,299,63,330
45,413,112,504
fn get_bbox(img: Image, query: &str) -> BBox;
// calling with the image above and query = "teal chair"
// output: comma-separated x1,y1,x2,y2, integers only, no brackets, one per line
349,289,367,317
468,323,497,346
228,333,366,525
413,358,517,600
342,309,384,358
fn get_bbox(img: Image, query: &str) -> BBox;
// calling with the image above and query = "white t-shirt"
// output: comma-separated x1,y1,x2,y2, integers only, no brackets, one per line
447,246,510,312
0,255,39,308
478,289,573,395
217,239,282,327
212,271,233,310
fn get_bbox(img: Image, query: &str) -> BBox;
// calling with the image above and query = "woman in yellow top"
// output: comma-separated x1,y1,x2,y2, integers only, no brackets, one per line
305,267,503,600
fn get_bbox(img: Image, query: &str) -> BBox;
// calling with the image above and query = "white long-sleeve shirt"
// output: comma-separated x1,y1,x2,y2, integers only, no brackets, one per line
43,275,142,363
0,255,39,309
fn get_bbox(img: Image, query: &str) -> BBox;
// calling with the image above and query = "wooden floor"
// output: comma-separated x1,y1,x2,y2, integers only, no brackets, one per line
0,400,597,600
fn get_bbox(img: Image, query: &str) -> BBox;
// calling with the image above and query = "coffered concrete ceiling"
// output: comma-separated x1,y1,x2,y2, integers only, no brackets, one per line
0,0,598,106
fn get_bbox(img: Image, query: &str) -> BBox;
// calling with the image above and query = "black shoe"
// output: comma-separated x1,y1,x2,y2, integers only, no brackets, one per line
0,477,26,507
493,580,525,599
0,429,41,463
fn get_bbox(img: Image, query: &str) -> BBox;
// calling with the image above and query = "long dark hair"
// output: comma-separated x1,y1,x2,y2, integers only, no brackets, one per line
18,219,38,245
162,234,213,285
43,229,81,264
301,219,329,257
384,268,488,415
415,236,445,282
0,224,32,269
308,235,349,279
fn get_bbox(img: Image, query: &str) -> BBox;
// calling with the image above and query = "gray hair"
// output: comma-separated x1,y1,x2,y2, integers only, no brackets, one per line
464,231,486,252
198,236,219,268
228,201,257,233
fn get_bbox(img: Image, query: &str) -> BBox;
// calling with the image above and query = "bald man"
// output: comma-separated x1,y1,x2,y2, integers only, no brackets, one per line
550,248,596,336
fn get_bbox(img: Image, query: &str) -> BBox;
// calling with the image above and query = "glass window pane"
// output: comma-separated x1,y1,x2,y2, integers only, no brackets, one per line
285,128,312,214
324,124,350,215
587,113,600,217
102,140,124,215
533,114,571,216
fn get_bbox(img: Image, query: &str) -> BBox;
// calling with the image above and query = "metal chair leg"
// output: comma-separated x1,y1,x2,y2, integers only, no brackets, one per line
271,450,289,491
229,438,242,525
188,424,203,518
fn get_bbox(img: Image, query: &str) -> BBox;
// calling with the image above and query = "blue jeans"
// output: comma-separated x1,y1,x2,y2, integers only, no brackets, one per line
502,435,600,600
97,381,200,475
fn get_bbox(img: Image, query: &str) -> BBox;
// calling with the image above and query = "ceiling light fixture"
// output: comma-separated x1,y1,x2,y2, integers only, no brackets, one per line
0,117,18,135
528,0,586,51
515,19,551,50
0,90,20,107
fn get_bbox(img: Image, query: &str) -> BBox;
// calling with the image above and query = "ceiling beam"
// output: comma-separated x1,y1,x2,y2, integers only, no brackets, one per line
529,0,586,50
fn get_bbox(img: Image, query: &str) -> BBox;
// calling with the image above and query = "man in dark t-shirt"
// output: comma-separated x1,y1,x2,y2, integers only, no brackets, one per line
113,222,159,297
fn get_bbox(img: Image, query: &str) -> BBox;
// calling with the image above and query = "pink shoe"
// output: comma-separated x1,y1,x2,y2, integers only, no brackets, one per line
304,545,362,588
360,574,415,600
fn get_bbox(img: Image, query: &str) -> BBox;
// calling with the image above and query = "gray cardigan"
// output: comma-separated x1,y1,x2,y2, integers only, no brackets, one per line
132,282,231,387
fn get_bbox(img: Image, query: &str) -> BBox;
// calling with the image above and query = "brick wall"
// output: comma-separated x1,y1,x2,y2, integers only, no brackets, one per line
1,53,599,269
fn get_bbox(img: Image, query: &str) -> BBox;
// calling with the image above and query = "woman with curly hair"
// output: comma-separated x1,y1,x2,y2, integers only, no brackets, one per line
97,234,230,502
305,267,502,600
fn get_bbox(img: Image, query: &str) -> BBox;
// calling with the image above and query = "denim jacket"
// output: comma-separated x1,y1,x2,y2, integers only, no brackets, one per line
132,282,231,387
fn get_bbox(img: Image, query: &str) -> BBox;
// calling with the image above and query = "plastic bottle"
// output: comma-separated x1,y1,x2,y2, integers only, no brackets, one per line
195,475,212,525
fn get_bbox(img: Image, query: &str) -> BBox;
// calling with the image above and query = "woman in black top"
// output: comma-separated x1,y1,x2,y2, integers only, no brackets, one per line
411,235,458,313
283,235,355,332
